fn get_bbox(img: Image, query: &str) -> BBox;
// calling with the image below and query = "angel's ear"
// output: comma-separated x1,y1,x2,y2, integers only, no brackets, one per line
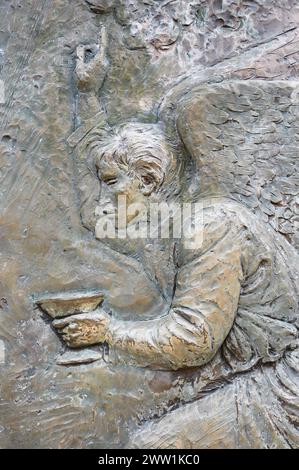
139,174,158,196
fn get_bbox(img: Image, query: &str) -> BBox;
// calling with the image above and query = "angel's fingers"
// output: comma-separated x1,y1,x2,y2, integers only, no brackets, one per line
52,316,79,329
68,322,79,331
62,327,83,339
62,331,81,340
54,312,104,329
61,325,73,336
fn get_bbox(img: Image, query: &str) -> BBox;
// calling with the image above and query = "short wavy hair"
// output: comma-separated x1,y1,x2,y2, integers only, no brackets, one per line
91,121,180,193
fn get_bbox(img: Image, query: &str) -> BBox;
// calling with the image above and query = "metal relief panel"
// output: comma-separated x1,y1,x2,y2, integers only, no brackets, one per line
0,0,298,449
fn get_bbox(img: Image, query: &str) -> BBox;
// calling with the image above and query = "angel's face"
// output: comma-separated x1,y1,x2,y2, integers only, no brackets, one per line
94,123,173,231
96,159,149,226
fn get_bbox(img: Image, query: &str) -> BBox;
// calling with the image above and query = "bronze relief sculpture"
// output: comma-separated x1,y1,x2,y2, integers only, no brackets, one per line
41,28,299,448
1,0,299,450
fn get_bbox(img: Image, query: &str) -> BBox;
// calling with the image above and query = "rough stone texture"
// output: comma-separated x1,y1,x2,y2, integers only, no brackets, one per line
0,0,298,449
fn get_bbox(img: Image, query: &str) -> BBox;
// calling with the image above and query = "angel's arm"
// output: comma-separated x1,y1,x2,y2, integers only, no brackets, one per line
54,209,244,370
74,27,108,124
55,243,241,370
104,216,243,370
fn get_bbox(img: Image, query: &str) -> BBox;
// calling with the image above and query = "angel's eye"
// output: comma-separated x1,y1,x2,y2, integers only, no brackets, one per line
141,175,153,185
103,178,117,186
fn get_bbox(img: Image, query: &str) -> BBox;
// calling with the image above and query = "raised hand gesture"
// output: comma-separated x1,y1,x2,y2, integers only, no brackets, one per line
75,26,108,93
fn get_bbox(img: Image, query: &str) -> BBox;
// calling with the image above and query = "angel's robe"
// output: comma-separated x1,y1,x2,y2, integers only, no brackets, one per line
105,197,299,448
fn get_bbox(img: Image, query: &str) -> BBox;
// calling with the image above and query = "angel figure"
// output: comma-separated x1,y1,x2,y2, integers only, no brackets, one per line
53,32,299,449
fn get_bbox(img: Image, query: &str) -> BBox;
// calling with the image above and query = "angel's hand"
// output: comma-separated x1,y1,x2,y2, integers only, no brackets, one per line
75,26,108,93
53,309,110,348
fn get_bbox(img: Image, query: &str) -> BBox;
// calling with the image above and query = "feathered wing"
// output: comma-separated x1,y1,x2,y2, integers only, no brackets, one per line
175,80,299,251
175,80,299,374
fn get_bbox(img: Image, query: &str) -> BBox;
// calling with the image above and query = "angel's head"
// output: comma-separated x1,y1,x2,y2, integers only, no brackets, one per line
91,122,179,224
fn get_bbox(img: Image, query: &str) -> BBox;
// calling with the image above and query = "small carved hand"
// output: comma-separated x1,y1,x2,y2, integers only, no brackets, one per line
53,309,110,348
75,26,108,93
